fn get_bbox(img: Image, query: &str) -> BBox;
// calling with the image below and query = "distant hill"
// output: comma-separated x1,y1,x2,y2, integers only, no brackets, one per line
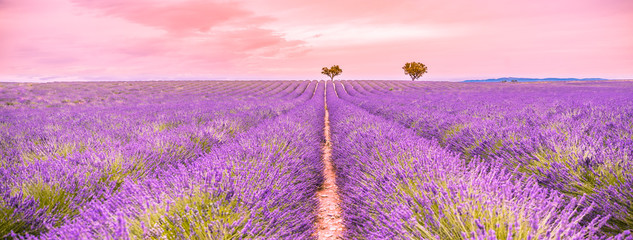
463,77,606,82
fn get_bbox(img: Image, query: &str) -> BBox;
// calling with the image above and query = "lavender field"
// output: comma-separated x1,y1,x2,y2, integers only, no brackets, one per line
1,80,632,239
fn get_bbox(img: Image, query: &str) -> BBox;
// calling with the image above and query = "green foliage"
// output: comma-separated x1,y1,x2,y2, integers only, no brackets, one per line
517,147,627,197
20,142,86,167
190,136,214,153
152,121,181,132
402,62,428,81
99,155,148,191
0,204,47,238
442,124,465,143
22,182,77,220
321,65,342,80
394,175,574,240
127,191,249,239
5,180,80,233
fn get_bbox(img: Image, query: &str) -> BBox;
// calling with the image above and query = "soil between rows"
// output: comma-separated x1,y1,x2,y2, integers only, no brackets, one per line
315,97,345,239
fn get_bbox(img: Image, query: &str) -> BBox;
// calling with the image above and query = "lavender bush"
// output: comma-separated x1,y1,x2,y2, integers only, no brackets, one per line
0,81,323,238
326,81,614,239
333,80,633,237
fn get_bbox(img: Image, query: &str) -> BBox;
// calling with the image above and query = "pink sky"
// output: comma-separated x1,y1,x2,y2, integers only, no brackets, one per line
1,0,632,81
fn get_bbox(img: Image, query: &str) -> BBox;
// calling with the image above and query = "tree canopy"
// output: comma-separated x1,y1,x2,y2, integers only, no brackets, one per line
321,65,342,81
402,62,428,81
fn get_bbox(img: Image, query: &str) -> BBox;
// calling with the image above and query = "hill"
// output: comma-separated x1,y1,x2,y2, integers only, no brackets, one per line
463,77,606,82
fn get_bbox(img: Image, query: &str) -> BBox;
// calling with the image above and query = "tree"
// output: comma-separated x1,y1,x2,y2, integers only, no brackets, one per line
402,62,428,81
321,65,342,81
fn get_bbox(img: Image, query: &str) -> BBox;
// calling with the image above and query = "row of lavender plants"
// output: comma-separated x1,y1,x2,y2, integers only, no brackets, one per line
334,80,633,236
0,81,298,109
0,81,324,238
326,81,616,239
1,81,309,165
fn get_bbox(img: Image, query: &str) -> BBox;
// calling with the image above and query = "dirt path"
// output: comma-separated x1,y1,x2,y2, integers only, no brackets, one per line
315,96,345,239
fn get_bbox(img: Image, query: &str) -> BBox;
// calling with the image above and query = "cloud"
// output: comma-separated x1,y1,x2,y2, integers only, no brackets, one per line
66,0,309,66
70,0,272,34
1,0,310,79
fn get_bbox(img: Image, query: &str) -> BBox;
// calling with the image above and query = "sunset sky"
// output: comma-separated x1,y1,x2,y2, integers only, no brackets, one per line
1,0,632,82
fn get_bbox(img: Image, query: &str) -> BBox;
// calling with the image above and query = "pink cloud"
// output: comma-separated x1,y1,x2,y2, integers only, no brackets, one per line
0,0,309,80
70,0,272,34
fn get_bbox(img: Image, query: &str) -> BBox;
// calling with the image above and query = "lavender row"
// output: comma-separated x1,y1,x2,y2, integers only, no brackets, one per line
336,80,633,235
22,81,326,239
1,81,313,166
346,80,633,233
326,81,621,239
0,81,306,109
0,80,317,237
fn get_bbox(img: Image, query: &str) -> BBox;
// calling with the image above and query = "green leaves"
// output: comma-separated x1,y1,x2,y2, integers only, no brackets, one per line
127,190,249,239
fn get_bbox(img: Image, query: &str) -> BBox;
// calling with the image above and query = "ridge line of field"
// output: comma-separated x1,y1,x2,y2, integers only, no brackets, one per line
315,86,345,239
